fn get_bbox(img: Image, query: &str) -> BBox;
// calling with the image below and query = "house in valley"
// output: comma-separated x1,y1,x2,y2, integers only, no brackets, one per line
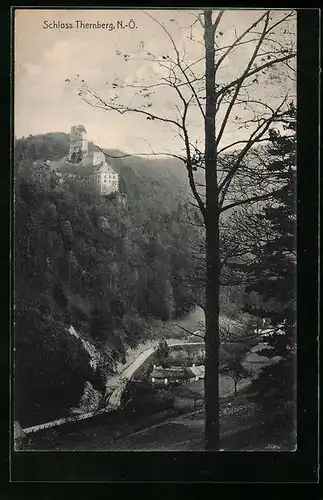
150,366,195,387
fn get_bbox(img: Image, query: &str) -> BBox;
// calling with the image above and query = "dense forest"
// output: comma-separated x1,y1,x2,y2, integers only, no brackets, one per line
14,133,200,426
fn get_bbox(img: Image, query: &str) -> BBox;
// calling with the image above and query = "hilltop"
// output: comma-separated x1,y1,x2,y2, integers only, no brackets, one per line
14,132,204,204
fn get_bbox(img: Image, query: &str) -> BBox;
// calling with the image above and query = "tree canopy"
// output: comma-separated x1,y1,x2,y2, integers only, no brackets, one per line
240,106,296,448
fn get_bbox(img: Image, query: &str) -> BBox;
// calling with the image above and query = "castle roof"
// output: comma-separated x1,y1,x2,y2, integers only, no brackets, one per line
95,163,118,175
82,155,118,174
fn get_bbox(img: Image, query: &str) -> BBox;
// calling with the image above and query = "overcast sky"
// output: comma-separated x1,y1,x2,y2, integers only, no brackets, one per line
14,9,296,155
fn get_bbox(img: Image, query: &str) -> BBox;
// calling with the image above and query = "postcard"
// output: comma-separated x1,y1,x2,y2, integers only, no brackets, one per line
13,8,298,457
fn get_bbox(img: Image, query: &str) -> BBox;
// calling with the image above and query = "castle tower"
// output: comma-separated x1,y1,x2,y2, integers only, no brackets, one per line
68,125,88,162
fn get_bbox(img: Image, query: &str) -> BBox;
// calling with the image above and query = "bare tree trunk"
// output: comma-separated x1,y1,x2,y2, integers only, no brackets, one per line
234,380,238,398
204,10,220,450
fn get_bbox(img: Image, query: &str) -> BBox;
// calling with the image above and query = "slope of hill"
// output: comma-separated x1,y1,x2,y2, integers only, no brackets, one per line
14,133,200,427
102,148,205,202
14,132,203,205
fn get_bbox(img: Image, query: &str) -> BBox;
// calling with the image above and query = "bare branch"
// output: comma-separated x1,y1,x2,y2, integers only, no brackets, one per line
83,93,183,129
79,77,183,129
216,12,270,147
218,96,288,205
218,52,295,98
172,324,205,340
218,134,294,155
213,10,225,32
181,101,206,218
144,12,206,120
220,189,281,214
215,11,268,71
93,143,186,163
216,11,295,73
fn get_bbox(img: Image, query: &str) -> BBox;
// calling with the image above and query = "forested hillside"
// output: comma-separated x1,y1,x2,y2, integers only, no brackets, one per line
103,149,193,198
14,133,200,426
14,133,70,163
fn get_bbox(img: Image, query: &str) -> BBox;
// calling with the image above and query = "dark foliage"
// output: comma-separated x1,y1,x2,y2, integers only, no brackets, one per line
14,133,199,425
14,303,94,427
241,105,297,446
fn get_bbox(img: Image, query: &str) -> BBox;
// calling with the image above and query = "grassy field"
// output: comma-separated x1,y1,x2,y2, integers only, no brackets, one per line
24,371,294,451
25,372,256,451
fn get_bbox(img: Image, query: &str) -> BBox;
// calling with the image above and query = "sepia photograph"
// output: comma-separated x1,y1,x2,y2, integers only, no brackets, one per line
13,8,297,454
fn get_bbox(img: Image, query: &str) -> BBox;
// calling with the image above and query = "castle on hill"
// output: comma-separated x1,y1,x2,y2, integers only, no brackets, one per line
65,124,119,196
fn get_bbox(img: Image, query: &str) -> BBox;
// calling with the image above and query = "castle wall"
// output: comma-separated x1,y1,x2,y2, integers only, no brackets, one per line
91,151,105,165
100,170,119,195
100,178,119,195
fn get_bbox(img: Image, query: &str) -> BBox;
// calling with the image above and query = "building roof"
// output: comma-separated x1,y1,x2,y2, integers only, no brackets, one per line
190,365,205,378
151,367,193,380
97,163,118,175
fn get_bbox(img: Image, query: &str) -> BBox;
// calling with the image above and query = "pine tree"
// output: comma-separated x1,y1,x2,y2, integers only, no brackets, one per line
242,103,296,447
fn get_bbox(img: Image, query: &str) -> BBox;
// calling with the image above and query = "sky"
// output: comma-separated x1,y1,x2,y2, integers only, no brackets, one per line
14,9,296,155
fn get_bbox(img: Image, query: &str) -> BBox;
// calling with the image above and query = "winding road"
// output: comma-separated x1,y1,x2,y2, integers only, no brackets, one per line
21,339,204,435
108,345,156,407
107,329,281,410
21,310,276,439
107,340,205,408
